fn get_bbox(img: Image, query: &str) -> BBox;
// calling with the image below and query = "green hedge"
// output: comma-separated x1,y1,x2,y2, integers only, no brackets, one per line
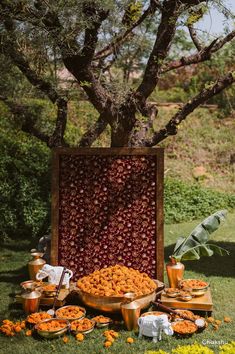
0,131,50,243
164,178,235,224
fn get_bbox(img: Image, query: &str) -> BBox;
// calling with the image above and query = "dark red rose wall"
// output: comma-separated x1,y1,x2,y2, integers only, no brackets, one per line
58,154,157,281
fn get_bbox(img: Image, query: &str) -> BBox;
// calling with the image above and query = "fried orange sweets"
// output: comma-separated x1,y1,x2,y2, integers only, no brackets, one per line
42,284,57,292
36,319,67,332
56,306,85,320
77,265,157,296
172,320,198,334
93,316,112,324
70,318,94,332
27,312,52,324
181,279,208,289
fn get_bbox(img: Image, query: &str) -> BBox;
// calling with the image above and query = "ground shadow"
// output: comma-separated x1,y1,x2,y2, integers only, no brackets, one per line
0,240,31,252
164,241,235,278
0,265,28,284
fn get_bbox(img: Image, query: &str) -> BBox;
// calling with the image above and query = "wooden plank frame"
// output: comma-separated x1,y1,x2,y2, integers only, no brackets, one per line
51,148,164,281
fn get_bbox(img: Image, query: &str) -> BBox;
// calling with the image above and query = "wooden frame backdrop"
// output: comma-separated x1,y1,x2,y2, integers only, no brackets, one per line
51,148,164,281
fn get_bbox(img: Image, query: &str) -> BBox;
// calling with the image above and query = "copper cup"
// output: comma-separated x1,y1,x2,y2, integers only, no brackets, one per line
21,289,41,314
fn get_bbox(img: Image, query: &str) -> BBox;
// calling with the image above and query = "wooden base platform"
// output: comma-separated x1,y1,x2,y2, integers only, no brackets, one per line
161,288,213,312
15,289,69,307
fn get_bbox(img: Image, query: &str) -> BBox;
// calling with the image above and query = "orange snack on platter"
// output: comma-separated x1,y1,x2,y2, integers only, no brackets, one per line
56,306,85,320
172,320,198,334
36,319,67,332
77,265,157,297
27,312,52,324
42,284,57,292
70,318,94,332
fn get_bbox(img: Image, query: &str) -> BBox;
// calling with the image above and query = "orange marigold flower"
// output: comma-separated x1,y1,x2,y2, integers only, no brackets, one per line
14,325,22,333
25,329,32,336
63,336,69,343
215,320,222,326
224,316,232,323
104,341,112,348
126,337,134,344
76,333,84,342
20,321,26,329
207,317,214,323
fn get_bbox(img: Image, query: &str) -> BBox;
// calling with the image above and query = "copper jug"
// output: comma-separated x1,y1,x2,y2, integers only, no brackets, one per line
121,293,141,331
21,287,41,314
28,252,46,280
166,257,184,288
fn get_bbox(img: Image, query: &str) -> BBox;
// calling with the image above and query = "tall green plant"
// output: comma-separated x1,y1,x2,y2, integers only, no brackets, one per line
172,210,229,262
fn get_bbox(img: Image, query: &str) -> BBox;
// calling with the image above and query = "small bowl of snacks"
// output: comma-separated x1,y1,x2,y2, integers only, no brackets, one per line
178,290,193,302
42,284,57,297
55,305,86,321
171,320,198,336
179,279,209,296
93,315,112,328
26,312,52,326
165,288,180,298
70,318,95,334
35,318,69,339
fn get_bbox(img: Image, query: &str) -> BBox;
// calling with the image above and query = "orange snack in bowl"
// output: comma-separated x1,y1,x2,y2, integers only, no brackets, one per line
93,315,112,324
180,279,208,289
77,265,156,297
43,284,57,292
172,320,197,334
36,319,67,332
70,318,94,332
27,312,52,324
56,306,85,319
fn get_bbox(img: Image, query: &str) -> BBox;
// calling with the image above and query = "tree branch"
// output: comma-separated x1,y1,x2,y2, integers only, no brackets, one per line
78,114,108,147
94,0,160,60
144,72,235,146
188,24,202,51
163,30,235,72
135,0,181,101
0,95,50,145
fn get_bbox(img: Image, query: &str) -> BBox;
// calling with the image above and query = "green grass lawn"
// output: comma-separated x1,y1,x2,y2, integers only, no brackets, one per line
0,213,234,354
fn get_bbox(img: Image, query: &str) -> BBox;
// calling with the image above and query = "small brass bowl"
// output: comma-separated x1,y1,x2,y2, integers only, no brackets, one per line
55,305,86,322
179,279,209,297
93,316,113,328
178,293,193,302
71,319,95,334
165,288,180,298
35,318,69,339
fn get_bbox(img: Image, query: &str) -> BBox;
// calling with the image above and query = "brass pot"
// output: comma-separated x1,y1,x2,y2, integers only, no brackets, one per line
166,257,184,288
28,252,46,280
121,294,141,331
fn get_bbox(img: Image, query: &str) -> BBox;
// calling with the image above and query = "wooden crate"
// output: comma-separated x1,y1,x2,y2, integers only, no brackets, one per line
51,148,164,281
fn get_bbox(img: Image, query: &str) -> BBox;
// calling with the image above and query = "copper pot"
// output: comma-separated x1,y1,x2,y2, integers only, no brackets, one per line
166,257,184,288
28,252,46,280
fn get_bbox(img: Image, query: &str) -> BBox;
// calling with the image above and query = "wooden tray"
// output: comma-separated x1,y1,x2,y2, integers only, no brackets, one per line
15,289,69,307
161,288,213,312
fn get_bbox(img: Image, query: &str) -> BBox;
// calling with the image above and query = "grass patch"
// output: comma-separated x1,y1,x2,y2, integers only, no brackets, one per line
0,214,234,353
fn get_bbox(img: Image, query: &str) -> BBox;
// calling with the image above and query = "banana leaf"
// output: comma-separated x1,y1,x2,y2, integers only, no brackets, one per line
172,210,229,261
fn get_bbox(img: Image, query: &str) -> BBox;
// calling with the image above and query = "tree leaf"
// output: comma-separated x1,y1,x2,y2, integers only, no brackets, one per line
172,210,228,261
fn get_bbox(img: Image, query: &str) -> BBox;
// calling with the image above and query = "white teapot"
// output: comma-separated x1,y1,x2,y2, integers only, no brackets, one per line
36,264,73,289
138,314,173,342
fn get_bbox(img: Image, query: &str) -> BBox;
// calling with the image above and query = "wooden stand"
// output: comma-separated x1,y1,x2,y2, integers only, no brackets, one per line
15,289,69,307
161,288,213,315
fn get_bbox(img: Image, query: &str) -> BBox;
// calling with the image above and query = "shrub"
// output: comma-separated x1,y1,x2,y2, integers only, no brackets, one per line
164,178,235,224
0,129,50,243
